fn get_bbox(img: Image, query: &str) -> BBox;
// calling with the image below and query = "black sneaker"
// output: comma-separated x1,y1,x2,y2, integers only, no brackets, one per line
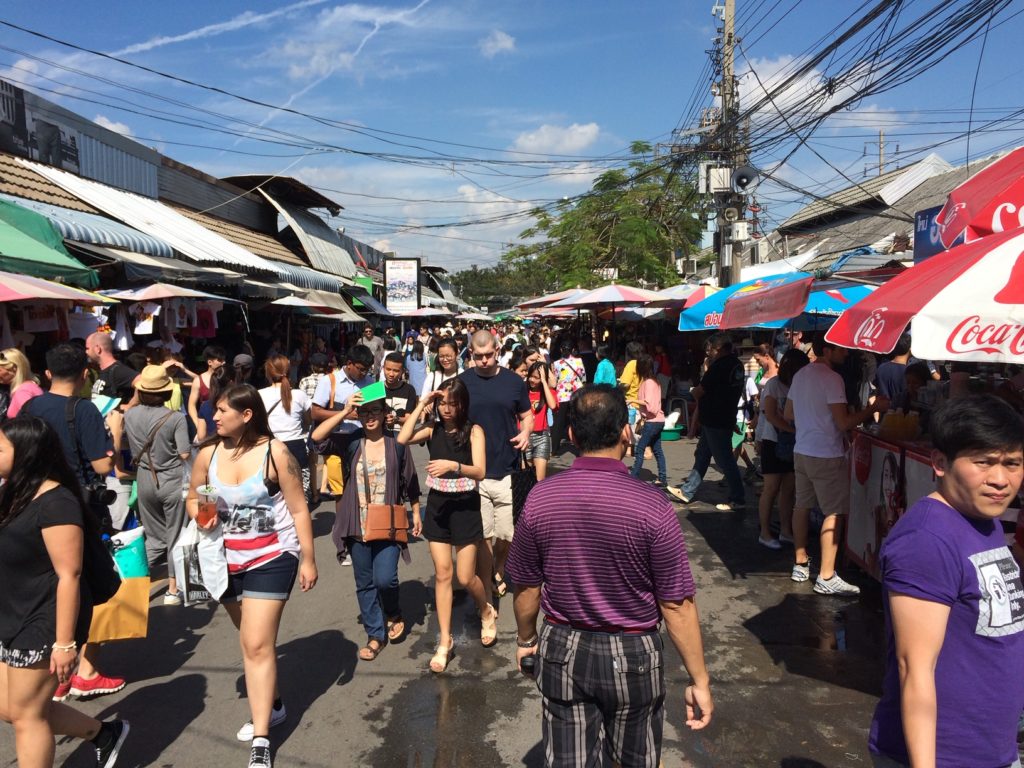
95,720,130,768
249,738,272,768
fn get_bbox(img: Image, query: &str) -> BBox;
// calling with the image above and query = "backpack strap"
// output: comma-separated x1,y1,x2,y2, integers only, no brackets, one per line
139,411,175,488
328,372,337,408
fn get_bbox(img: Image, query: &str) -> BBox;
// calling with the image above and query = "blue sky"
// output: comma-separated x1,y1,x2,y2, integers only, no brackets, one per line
0,1,1020,272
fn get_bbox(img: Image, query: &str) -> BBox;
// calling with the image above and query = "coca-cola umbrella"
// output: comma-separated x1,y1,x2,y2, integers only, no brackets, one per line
934,146,1024,248
825,227,1024,362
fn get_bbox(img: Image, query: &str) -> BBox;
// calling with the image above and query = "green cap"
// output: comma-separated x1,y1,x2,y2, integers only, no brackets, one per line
358,380,387,405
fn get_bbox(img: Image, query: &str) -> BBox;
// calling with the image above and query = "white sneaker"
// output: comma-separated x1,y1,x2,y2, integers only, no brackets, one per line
665,486,691,504
758,536,782,550
162,591,182,606
791,560,811,582
813,574,861,596
236,703,287,741
341,554,352,566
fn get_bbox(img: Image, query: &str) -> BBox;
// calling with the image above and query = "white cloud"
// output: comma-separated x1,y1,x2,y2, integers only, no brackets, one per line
511,123,600,155
478,30,515,59
93,115,133,137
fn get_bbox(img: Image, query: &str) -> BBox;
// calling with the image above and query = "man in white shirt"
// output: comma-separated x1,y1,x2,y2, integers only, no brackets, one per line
311,346,374,434
785,335,888,596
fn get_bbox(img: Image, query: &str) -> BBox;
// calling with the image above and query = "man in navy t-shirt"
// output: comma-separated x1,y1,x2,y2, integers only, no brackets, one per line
459,330,531,597
870,394,1024,768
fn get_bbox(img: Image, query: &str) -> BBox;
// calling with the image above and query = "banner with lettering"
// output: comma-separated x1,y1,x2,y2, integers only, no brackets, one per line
826,227,1024,362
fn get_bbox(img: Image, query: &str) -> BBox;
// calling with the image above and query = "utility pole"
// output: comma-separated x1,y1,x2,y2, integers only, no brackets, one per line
712,0,744,287
864,129,899,176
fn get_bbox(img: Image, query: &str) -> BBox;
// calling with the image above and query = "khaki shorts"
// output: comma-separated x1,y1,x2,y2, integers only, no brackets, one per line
794,453,850,517
480,475,514,542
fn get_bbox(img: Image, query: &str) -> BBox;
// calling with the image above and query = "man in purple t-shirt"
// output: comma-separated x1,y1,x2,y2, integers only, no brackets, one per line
507,384,713,767
870,395,1024,768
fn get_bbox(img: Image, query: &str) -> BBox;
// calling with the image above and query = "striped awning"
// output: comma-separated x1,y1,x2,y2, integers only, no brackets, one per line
0,193,174,259
271,261,345,293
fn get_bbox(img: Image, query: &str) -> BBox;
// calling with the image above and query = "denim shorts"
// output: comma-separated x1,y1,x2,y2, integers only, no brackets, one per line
221,553,299,603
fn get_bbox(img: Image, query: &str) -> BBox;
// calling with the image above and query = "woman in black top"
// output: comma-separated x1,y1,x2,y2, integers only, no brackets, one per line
0,417,129,767
398,378,495,673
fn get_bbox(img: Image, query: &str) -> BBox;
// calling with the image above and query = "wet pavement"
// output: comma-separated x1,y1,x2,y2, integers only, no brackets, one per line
6,438,892,767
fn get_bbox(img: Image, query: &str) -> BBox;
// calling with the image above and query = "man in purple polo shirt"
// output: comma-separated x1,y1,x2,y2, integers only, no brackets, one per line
507,384,713,768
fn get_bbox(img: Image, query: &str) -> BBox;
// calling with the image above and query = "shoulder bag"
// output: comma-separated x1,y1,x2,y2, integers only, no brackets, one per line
360,439,409,543
511,451,538,526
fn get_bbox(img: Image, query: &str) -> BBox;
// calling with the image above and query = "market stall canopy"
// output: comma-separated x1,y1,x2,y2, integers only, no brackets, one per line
397,307,453,317
682,285,720,308
679,272,873,331
457,311,493,321
934,146,1024,248
105,282,240,303
0,199,98,287
517,287,587,309
719,273,875,330
548,283,664,308
826,226,1024,363
0,193,174,259
0,269,115,303
271,293,364,323
342,285,392,316
644,284,706,308
22,160,286,277
70,242,242,286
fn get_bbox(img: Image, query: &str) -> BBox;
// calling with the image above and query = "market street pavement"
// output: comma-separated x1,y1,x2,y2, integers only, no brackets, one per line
9,438,886,768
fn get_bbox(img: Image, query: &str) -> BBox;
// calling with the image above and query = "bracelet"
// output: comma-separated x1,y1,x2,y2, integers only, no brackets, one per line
516,635,539,649
456,462,461,476
52,641,77,652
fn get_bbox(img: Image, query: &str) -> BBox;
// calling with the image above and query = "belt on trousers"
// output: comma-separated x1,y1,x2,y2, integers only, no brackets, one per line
544,615,658,635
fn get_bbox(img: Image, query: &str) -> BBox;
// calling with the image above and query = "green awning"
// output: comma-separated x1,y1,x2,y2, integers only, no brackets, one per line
0,199,98,288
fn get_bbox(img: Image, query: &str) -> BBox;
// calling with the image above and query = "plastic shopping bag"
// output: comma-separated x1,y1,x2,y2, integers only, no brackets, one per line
110,527,149,578
172,520,229,605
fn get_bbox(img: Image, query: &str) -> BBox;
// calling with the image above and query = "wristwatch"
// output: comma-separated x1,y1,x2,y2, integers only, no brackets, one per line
517,635,539,649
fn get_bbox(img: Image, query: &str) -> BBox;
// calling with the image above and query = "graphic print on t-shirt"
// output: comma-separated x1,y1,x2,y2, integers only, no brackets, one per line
224,504,276,535
969,547,1024,636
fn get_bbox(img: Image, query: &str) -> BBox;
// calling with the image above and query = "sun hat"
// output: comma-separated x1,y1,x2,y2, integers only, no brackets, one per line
135,364,174,393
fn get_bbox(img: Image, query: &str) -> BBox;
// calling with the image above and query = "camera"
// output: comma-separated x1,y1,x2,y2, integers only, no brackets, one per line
84,480,117,508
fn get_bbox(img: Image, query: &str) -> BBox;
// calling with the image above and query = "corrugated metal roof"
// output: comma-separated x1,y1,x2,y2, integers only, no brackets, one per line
259,190,357,278
0,151,97,214
172,205,304,267
273,261,344,293
224,175,342,215
23,159,286,276
0,192,174,258
780,155,949,231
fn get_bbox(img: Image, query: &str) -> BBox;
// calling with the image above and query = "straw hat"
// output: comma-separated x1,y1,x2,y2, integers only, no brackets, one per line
135,364,174,393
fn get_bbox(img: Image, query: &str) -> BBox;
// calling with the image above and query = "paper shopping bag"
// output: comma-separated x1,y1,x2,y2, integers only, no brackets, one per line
87,577,151,643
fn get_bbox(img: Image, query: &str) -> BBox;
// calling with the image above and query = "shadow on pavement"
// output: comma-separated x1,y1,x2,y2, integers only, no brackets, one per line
780,759,828,768
268,629,356,750
59,673,207,768
99,599,220,683
743,592,885,697
310,507,336,539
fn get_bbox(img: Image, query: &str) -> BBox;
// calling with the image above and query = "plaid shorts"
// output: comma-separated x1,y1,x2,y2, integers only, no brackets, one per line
536,621,665,768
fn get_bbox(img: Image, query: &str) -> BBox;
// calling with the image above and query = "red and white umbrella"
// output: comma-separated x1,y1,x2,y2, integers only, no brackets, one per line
935,146,1024,248
826,227,1024,362
516,287,587,309
548,283,663,308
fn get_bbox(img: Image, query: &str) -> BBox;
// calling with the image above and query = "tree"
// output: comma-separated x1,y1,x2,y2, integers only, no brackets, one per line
502,141,703,289
447,262,551,311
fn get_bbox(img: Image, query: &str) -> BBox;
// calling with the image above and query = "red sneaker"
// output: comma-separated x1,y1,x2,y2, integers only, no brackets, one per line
52,679,72,702
69,673,125,699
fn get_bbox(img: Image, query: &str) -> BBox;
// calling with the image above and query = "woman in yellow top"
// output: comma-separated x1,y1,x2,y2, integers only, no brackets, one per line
618,341,643,454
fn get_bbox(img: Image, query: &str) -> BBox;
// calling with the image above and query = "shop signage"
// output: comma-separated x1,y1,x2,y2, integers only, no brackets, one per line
383,257,420,314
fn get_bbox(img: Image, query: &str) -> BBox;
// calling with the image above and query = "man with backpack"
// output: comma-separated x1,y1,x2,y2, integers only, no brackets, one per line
25,343,126,701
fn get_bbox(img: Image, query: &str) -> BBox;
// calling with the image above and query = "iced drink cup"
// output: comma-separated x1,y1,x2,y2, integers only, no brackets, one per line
197,485,219,527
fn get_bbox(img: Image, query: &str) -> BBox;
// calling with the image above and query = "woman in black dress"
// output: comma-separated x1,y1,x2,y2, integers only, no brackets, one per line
0,417,129,767
398,378,495,673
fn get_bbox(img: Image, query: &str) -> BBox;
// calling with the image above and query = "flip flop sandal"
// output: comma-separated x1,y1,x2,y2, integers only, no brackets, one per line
480,604,499,648
359,639,385,661
492,575,508,598
386,619,406,642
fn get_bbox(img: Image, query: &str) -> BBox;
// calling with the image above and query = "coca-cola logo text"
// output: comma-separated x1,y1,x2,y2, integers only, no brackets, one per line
991,202,1024,235
946,315,1024,356
853,308,887,349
